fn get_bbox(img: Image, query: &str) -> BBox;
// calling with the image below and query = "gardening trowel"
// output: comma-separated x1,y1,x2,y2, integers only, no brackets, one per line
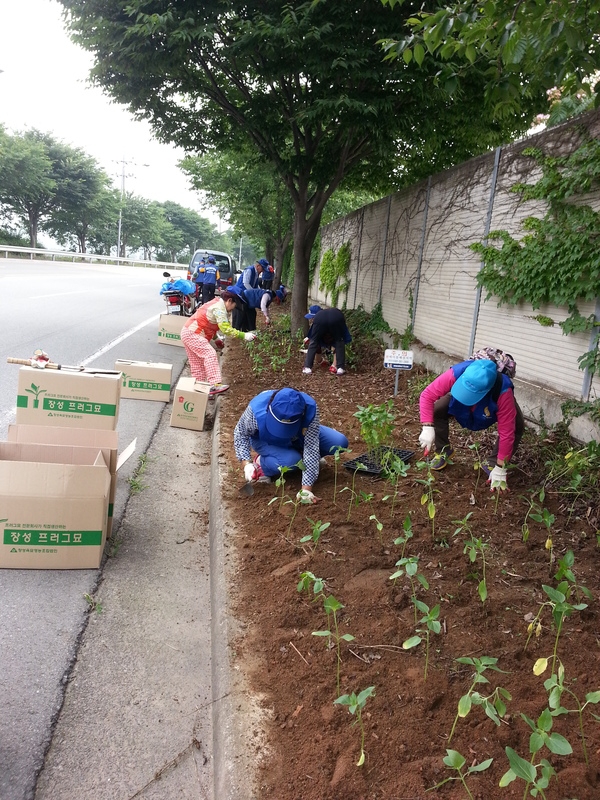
239,481,255,497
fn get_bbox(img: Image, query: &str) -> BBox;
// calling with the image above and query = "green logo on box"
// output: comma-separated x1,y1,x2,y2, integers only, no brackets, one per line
3,529,103,546
16,395,116,416
127,380,170,391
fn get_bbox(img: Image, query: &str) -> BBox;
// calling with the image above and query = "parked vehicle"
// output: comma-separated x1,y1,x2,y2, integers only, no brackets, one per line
160,272,197,316
188,249,238,291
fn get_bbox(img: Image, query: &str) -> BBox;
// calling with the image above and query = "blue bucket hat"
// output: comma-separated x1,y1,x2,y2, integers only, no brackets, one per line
257,258,270,268
208,255,216,263
451,360,497,406
304,304,322,319
266,389,307,439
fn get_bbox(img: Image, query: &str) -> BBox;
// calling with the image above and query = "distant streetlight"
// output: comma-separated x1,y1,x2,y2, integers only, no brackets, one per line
115,158,149,258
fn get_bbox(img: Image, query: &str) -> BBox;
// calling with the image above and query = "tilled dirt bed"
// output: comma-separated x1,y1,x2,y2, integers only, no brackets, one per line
216,315,600,800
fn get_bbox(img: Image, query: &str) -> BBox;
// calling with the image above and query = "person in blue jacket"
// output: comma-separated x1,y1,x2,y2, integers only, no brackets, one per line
234,388,348,504
228,284,280,328
192,257,205,301
233,258,267,330
201,255,220,304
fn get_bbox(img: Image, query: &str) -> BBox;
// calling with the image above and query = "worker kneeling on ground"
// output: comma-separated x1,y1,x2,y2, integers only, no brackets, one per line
418,358,524,491
233,388,348,504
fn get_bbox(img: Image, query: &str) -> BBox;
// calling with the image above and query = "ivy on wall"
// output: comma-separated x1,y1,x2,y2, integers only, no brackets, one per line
473,137,600,376
319,242,351,307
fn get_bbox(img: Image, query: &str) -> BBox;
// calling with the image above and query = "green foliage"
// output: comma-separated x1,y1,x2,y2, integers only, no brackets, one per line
353,400,395,450
334,686,375,767
473,140,600,376
319,243,351,307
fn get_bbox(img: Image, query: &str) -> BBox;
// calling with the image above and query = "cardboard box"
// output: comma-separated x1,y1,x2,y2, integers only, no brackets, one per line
7,425,119,537
0,442,111,569
115,360,173,402
158,314,185,347
170,378,211,431
15,367,121,430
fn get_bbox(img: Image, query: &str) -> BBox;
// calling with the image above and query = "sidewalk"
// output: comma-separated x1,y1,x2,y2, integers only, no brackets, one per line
33,397,257,800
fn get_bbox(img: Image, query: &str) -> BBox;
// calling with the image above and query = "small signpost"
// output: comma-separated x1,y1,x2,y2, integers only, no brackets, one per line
384,349,414,396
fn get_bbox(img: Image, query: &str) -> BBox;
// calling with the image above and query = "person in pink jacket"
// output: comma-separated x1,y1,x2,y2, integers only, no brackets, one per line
418,358,524,491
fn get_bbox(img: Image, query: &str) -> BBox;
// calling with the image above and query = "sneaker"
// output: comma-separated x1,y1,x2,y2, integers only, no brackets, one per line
335,368,345,375
209,383,229,396
429,448,454,471
302,367,312,375
252,456,271,483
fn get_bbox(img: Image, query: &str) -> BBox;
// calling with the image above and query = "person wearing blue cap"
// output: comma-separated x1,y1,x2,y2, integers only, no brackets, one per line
418,357,524,490
232,259,267,330
228,284,277,326
233,388,349,504
200,255,220,304
302,306,352,376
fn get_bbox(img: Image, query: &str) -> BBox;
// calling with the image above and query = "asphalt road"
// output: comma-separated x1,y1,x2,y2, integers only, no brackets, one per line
0,257,191,800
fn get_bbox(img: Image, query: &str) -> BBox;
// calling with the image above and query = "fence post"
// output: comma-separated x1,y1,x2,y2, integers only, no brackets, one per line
468,146,502,356
377,195,392,305
352,208,365,309
581,297,600,400
411,176,431,330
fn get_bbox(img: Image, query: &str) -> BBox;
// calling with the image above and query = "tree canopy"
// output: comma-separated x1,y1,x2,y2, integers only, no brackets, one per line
58,0,543,331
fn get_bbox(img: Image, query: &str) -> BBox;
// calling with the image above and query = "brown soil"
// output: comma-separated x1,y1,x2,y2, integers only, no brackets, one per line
217,309,600,800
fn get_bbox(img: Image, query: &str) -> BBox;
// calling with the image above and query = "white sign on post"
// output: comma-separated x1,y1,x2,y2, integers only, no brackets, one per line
384,349,414,370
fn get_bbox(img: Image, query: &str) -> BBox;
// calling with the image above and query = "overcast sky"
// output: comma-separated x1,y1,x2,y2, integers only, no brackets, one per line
1,0,222,237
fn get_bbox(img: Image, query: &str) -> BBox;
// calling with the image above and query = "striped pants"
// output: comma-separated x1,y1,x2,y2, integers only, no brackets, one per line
181,327,221,384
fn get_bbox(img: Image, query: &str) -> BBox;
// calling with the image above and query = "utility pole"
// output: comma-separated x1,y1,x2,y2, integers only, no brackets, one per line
238,236,243,267
116,157,127,259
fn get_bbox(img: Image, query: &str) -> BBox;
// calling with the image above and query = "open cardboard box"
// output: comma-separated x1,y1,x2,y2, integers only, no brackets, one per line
0,442,111,569
170,377,211,431
15,367,121,430
157,314,185,347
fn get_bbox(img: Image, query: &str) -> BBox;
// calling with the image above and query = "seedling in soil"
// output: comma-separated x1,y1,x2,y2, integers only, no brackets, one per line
300,518,330,552
382,453,410,518
389,554,428,624
500,708,572,798
330,445,351,505
354,400,395,451
340,462,368,522
463,536,489,603
531,505,556,572
334,686,375,767
297,571,326,600
393,514,413,559
269,464,294,510
553,549,592,605
533,657,600,765
313,595,355,696
448,656,511,743
468,441,484,494
415,460,440,538
402,599,441,680
369,514,384,542
524,582,588,674
452,511,474,539
427,749,493,800
519,487,545,543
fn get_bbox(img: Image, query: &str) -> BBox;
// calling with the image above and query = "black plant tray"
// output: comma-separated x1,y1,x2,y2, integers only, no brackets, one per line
344,445,415,475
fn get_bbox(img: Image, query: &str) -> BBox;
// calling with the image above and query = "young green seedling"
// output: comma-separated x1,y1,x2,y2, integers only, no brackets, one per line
313,595,355,696
468,441,484,495
415,459,440,538
269,464,294,510
389,554,428,624
427,749,493,800
354,400,395,451
448,656,511,743
524,582,588,674
393,514,413,559
340,462,368,522
463,536,489,603
382,453,410,518
402,599,441,680
300,518,330,552
369,514,384,543
334,686,375,766
330,445,351,505
297,570,325,600
531,505,556,572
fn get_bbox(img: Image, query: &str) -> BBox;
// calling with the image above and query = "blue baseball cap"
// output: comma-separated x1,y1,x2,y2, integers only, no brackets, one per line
451,360,497,406
266,389,306,439
304,304,322,319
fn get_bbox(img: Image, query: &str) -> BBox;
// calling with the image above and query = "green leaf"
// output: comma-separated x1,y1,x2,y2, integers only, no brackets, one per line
478,579,487,602
505,747,536,782
533,657,549,676
403,635,421,649
413,43,425,65
499,768,516,787
458,694,472,717
585,691,600,704
312,630,331,637
403,48,413,64
469,757,493,773
341,633,355,642
546,732,573,755
443,749,465,769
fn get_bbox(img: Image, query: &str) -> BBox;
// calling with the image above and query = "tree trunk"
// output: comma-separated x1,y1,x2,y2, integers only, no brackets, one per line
274,231,292,288
290,208,322,336
28,213,37,249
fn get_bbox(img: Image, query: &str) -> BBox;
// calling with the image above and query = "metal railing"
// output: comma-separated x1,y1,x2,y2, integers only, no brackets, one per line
0,244,183,270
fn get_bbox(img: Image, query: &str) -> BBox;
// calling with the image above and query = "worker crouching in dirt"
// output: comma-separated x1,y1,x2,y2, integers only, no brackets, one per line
233,387,348,504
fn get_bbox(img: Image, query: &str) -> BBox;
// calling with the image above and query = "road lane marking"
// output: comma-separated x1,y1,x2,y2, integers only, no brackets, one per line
81,314,161,365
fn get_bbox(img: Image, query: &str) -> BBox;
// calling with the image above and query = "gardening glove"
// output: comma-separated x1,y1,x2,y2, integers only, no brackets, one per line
303,337,310,347
488,465,508,492
244,463,257,482
244,331,257,342
214,338,225,350
418,425,435,454
297,489,318,504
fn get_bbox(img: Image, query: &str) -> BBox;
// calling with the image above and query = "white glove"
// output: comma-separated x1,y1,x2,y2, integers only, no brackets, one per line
244,463,256,482
488,465,508,491
244,331,257,342
297,489,317,504
418,426,435,453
